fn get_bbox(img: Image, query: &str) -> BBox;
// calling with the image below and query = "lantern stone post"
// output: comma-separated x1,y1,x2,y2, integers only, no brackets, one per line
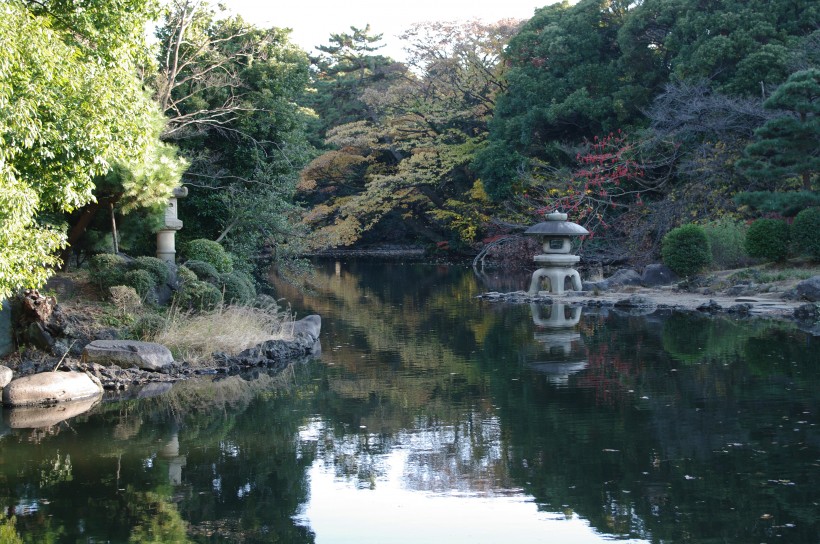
156,186,188,263
525,211,589,295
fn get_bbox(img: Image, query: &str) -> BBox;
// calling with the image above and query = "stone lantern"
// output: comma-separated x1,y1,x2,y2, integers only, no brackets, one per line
156,186,188,263
525,211,589,295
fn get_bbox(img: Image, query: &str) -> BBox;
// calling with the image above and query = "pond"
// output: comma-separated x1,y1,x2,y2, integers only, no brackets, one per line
0,262,817,543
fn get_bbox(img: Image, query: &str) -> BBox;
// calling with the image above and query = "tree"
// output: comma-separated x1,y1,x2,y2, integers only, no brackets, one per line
0,0,174,298
299,20,521,249
740,69,819,191
152,0,314,269
304,24,406,143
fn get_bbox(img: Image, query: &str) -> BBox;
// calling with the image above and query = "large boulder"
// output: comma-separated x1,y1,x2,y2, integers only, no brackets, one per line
2,371,102,407
641,264,679,287
608,268,643,287
291,315,322,343
0,298,12,357
0,365,12,388
82,340,174,371
796,276,820,302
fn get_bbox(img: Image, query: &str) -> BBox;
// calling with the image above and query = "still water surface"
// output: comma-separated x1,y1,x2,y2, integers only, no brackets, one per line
0,262,817,543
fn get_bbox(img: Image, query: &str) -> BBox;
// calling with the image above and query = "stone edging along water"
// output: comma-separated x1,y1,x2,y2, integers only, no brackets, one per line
1,315,322,409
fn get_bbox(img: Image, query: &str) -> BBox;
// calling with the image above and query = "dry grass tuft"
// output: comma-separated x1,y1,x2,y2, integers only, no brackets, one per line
152,304,294,365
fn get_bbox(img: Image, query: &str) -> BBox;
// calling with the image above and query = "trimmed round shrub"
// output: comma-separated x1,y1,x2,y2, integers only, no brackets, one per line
175,279,221,311
184,260,220,283
792,207,820,260
219,271,256,305
130,314,166,340
661,224,712,277
132,256,170,286
88,253,128,294
123,269,156,299
184,239,233,273
745,219,790,262
176,264,198,285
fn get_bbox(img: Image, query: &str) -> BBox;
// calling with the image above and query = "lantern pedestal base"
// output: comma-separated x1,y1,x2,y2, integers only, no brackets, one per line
528,266,582,295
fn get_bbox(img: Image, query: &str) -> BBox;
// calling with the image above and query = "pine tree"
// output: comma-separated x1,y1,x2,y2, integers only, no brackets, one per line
740,69,820,191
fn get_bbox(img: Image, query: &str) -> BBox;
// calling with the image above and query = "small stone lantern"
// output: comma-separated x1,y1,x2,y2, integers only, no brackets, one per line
525,211,589,295
156,186,188,263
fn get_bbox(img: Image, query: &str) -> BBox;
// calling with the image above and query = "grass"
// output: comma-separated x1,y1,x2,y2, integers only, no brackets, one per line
151,303,294,365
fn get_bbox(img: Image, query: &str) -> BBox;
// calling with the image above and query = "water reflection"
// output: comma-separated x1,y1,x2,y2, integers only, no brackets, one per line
0,263,815,543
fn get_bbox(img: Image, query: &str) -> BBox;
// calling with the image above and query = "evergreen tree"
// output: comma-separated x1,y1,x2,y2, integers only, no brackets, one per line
740,69,819,191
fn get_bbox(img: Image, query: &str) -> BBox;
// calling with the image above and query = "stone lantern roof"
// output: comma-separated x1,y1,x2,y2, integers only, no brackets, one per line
524,211,589,237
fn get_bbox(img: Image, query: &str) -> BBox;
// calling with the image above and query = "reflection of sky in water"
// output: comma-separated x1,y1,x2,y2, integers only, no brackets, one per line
295,419,650,544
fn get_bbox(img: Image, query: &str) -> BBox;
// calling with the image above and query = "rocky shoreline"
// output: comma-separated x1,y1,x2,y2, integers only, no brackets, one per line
478,270,820,336
1,313,322,406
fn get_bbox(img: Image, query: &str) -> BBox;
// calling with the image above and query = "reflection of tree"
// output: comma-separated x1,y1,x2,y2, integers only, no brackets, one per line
0,372,318,543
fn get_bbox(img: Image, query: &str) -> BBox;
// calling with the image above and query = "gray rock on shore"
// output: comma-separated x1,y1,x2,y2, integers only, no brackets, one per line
796,276,820,302
82,340,174,371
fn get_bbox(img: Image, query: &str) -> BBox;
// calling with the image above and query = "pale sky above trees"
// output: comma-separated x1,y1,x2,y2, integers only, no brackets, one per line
226,0,550,60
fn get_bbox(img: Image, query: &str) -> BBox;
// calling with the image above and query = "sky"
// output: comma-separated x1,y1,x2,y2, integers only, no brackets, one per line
224,0,549,60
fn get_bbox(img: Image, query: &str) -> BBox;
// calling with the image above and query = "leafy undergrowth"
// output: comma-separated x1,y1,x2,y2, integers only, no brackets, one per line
45,271,293,366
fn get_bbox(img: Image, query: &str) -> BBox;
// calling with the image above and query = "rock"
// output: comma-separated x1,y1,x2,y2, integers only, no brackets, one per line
614,294,656,307
0,365,13,388
219,315,324,369
796,276,820,302
697,299,722,313
641,264,679,287
607,268,642,287
82,340,174,371
614,295,657,315
583,280,609,292
3,396,100,428
727,303,753,315
291,315,322,342
2,372,103,407
794,303,820,321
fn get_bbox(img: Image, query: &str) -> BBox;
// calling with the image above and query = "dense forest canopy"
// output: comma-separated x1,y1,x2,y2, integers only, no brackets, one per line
1,0,818,296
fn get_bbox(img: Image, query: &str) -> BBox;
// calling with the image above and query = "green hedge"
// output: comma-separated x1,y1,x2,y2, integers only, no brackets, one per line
132,256,170,286
184,239,233,273
661,224,712,277
792,207,820,260
745,219,789,262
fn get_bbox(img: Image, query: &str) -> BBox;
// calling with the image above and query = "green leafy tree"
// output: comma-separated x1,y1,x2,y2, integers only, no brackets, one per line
740,69,819,191
0,0,174,298
152,1,314,270
300,20,520,249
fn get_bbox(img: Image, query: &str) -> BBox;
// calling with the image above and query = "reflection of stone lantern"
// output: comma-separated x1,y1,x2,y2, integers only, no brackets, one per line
525,211,589,295
529,303,587,385
530,303,582,329
156,186,188,263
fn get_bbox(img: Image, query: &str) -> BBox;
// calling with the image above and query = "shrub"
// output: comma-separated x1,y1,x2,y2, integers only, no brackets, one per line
123,269,156,299
661,224,712,277
184,260,219,283
176,265,198,285
701,218,751,269
184,239,233,273
745,219,790,262
791,207,820,260
109,285,141,315
218,271,256,305
130,314,166,340
175,280,221,311
88,253,128,294
132,256,170,286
